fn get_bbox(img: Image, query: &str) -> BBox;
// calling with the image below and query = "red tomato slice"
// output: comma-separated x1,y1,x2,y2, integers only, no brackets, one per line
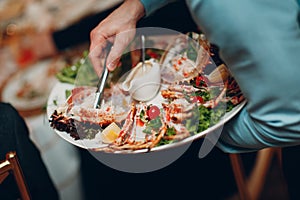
136,119,145,127
192,96,204,104
147,105,160,120
195,76,208,87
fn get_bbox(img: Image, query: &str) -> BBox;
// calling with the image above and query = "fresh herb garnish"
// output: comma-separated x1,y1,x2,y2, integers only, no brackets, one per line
53,99,58,106
65,90,71,99
143,117,162,134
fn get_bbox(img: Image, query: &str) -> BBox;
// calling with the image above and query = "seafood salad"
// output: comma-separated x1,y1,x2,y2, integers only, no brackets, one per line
49,85,130,140
49,33,245,152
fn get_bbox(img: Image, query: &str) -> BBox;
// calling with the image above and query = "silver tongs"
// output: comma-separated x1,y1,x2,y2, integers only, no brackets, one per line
93,43,112,109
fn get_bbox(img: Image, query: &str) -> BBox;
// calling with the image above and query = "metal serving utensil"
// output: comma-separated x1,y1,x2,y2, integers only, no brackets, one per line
141,34,146,73
93,43,112,109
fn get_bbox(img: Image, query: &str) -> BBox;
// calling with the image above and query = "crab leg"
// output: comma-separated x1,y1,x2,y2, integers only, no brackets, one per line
161,90,185,100
114,104,136,145
202,80,228,108
167,84,197,94
106,121,168,151
149,124,167,149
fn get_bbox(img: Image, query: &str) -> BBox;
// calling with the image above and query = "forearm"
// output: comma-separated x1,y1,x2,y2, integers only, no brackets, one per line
186,0,300,152
121,0,146,23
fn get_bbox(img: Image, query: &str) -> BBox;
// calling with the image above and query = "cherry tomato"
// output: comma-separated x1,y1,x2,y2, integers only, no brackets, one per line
147,105,160,120
195,76,208,87
136,119,145,127
192,96,204,104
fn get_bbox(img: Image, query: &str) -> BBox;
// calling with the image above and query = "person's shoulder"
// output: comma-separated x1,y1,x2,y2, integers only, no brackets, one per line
0,103,17,112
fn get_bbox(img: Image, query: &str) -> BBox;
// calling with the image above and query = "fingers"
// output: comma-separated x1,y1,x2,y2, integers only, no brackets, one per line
106,29,136,71
89,29,109,76
88,0,144,74
90,29,135,73
89,45,105,76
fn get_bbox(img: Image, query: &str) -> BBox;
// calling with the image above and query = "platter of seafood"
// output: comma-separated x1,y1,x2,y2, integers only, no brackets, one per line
47,33,245,153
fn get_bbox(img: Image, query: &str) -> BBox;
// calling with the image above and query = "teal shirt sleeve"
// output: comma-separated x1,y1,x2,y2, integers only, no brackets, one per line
139,0,177,16
186,0,300,153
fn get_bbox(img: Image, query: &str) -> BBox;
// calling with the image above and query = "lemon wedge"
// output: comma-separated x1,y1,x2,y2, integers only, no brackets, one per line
100,122,121,144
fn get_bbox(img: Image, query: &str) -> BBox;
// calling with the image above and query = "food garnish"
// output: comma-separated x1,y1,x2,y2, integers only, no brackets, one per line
100,122,121,144
147,105,160,120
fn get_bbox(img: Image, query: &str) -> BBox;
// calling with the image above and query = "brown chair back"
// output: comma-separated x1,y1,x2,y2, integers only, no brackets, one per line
0,151,31,200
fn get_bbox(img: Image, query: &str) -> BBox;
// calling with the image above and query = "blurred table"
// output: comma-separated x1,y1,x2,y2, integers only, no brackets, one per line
0,0,122,31
0,44,88,200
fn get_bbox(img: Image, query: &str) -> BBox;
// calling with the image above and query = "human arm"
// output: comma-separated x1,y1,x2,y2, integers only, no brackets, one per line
186,0,300,153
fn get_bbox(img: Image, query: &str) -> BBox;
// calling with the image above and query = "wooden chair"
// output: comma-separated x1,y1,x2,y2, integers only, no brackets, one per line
0,151,31,200
229,147,282,200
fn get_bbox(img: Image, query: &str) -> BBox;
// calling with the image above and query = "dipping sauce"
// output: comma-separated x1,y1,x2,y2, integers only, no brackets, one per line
122,59,161,102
